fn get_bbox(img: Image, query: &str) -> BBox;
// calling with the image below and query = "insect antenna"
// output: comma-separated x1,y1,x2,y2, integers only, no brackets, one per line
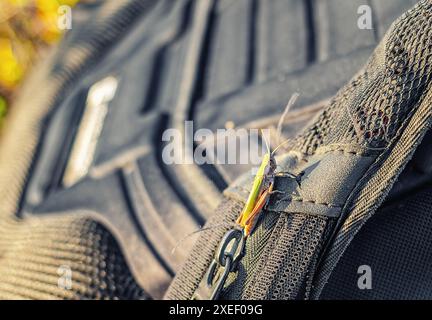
276,92,299,146
270,93,300,156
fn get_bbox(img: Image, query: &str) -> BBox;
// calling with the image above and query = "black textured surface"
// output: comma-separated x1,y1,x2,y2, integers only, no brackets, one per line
322,184,432,299
17,0,418,298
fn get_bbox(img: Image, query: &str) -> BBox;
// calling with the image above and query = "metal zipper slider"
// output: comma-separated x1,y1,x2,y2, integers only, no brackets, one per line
192,228,246,300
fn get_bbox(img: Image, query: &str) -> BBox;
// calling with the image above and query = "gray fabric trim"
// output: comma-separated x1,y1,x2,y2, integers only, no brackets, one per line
224,147,374,218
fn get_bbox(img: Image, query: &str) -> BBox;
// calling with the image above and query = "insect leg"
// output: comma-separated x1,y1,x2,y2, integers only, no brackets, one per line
276,171,304,188
243,185,273,236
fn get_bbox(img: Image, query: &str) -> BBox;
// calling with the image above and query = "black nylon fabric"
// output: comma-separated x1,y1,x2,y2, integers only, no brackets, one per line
321,184,432,299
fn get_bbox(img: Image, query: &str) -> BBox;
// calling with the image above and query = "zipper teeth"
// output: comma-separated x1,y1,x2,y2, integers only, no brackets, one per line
0,1,153,219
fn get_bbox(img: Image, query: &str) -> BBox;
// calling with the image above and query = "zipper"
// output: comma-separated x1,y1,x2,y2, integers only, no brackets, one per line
192,227,246,300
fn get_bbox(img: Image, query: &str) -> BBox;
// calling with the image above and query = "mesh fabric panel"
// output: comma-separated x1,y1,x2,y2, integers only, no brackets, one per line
242,214,332,300
0,216,146,299
298,0,432,154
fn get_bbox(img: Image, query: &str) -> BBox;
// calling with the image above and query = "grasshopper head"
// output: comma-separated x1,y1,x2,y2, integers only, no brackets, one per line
268,155,277,174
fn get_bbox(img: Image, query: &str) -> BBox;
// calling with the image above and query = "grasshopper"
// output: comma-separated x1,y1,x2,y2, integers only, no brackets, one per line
192,93,302,300
236,93,301,237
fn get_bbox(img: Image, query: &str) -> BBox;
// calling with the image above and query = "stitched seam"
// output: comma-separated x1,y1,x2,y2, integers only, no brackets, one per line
274,198,342,208
294,144,379,158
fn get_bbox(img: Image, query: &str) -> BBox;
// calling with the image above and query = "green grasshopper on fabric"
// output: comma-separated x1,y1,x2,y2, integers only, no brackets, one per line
236,93,301,237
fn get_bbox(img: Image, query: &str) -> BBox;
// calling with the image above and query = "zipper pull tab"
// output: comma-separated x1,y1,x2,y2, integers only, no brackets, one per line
192,228,246,300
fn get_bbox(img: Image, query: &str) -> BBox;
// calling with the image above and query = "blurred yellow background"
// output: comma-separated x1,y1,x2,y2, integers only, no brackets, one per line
0,0,79,122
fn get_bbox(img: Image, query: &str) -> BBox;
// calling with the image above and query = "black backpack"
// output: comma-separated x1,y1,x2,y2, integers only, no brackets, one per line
1,0,430,300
